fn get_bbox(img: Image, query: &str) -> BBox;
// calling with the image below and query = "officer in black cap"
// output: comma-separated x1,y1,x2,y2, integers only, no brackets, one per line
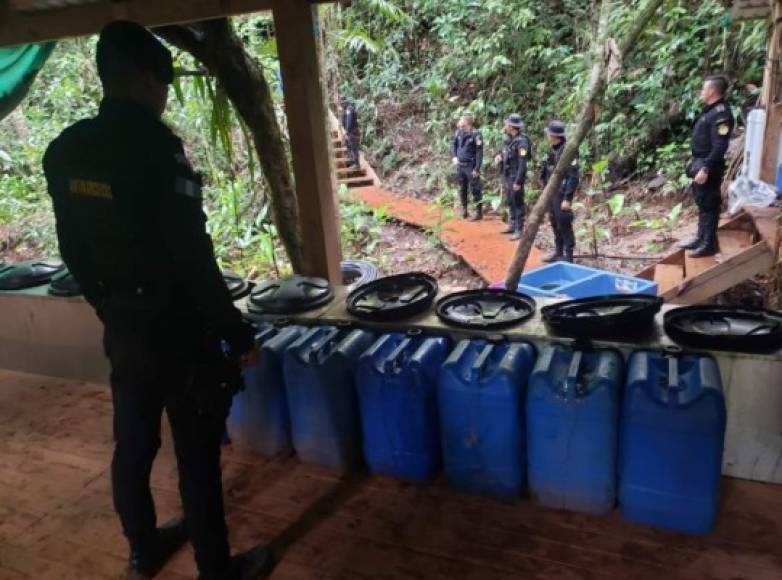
680,75,735,257
43,21,272,580
494,113,532,240
540,120,579,262
340,95,361,168
451,112,484,220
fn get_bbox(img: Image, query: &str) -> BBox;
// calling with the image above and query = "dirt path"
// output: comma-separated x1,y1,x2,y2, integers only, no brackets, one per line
351,186,543,283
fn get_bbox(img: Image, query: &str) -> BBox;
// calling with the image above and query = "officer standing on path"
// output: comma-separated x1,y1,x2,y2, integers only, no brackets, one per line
680,76,735,257
494,114,532,240
340,95,361,168
451,113,484,220
43,22,272,580
540,120,580,263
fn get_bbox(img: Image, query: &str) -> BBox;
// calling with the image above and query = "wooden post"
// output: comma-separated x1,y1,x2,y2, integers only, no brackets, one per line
760,0,782,185
273,0,342,283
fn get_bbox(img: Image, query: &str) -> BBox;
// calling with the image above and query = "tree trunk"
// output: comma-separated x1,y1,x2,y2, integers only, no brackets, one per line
157,19,306,273
504,0,666,291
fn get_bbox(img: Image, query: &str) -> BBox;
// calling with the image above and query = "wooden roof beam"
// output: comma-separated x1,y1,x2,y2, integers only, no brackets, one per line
0,0,338,47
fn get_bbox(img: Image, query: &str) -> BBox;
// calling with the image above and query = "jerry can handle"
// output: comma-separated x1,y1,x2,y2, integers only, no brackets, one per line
562,350,584,396
470,344,494,381
666,355,679,390
383,337,414,374
303,327,342,364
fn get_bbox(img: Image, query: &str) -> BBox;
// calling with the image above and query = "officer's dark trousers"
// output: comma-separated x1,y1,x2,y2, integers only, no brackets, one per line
549,196,575,257
503,176,525,233
105,311,231,579
692,171,723,251
457,164,483,209
344,135,360,167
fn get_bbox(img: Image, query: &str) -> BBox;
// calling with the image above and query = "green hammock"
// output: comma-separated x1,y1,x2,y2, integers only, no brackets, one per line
0,43,56,122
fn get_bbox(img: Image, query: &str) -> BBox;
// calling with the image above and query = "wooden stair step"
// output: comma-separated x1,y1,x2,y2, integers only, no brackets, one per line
653,263,685,295
684,251,717,278
339,176,374,187
337,168,366,177
718,229,753,258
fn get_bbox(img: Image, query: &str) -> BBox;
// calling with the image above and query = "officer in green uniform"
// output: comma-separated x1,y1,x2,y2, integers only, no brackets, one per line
540,120,579,263
43,22,272,580
494,114,532,240
451,113,484,220
680,75,735,257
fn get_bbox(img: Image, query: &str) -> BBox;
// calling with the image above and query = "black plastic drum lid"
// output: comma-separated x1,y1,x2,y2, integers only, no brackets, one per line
221,269,253,301
436,289,536,330
0,260,65,291
664,305,782,354
541,294,663,339
48,269,82,297
248,275,334,315
346,272,438,321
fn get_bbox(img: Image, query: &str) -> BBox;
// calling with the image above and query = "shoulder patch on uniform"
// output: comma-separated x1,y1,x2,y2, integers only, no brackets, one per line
69,179,112,200
519,148,527,157
718,124,730,136
716,104,725,112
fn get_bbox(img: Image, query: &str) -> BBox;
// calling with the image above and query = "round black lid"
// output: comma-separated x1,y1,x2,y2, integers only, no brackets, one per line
0,260,65,291
664,305,782,354
248,275,334,315
346,272,438,321
222,269,252,301
542,294,663,340
48,269,82,297
436,289,536,330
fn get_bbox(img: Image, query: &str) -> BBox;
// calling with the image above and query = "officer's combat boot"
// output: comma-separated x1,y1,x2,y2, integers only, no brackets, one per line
543,245,564,263
469,203,483,221
199,544,276,580
679,215,705,249
461,205,469,220
564,250,574,263
510,226,523,241
689,213,719,257
127,517,188,579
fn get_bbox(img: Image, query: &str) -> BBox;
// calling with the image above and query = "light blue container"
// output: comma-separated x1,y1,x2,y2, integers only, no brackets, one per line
357,332,450,481
227,323,306,457
284,325,375,473
527,345,624,515
438,339,537,499
619,351,726,534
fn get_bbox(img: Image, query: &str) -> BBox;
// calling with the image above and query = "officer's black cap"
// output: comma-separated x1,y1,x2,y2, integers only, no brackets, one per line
504,114,524,129
97,21,174,85
545,120,567,138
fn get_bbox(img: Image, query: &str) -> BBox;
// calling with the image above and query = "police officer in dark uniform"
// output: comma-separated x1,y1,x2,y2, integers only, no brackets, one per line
681,75,735,257
540,120,579,263
451,113,484,220
43,22,272,580
494,114,532,240
340,95,361,168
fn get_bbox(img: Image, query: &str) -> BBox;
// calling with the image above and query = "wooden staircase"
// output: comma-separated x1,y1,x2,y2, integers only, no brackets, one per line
637,207,780,304
330,128,377,190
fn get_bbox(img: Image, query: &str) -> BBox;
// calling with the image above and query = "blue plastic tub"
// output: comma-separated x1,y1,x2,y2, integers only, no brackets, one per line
619,351,726,534
527,345,624,515
438,339,537,499
521,262,597,294
227,323,306,457
284,325,375,473
357,332,450,481
564,272,657,298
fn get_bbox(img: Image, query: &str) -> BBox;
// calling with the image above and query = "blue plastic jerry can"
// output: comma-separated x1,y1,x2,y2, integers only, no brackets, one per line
227,324,306,457
527,345,624,516
619,351,727,535
356,332,450,481
283,326,375,473
438,339,537,499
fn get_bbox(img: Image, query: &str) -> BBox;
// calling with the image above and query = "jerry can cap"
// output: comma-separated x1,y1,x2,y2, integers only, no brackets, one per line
0,260,65,291
248,275,334,315
541,294,662,340
346,272,438,321
664,305,782,354
436,289,535,330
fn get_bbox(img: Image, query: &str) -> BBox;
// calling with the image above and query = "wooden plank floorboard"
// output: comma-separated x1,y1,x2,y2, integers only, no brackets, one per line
1,373,782,579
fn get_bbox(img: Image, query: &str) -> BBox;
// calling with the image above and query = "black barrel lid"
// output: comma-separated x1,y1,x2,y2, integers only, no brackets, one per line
542,294,663,340
48,268,82,297
248,275,334,315
0,260,65,291
436,289,536,330
664,305,782,354
221,269,253,301
346,272,438,321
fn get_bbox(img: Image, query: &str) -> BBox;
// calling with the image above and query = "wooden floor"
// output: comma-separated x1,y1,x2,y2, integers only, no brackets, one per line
1,371,781,580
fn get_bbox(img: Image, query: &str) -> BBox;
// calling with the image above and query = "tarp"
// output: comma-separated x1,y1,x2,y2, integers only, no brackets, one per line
0,43,56,122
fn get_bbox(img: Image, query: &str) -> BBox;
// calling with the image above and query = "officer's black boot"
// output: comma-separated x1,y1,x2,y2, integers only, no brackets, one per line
198,544,276,580
127,517,188,579
461,205,469,220
469,204,483,221
543,245,564,263
564,250,574,263
501,220,515,234
679,214,706,249
510,225,523,241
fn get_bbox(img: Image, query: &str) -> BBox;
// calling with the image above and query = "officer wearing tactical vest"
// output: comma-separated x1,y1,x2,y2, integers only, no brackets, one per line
494,114,532,240
340,95,361,168
451,113,484,220
43,22,272,580
541,120,580,263
680,75,735,257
